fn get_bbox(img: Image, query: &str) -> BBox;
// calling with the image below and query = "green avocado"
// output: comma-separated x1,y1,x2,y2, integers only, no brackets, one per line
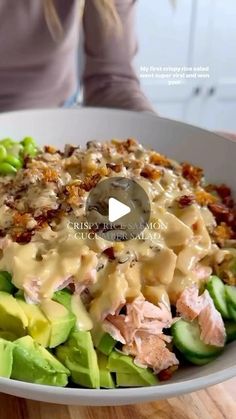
0,292,28,337
11,335,70,386
53,290,93,331
108,351,158,387
0,338,14,378
97,352,115,388
53,289,72,310
40,299,75,348
97,333,116,356
16,298,51,347
56,330,100,388
116,372,158,387
0,271,15,294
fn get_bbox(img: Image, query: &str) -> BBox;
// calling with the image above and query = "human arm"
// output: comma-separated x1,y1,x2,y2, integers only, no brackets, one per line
82,0,154,112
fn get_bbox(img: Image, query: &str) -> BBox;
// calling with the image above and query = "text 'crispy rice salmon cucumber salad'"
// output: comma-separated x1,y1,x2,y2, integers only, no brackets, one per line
0,136,235,388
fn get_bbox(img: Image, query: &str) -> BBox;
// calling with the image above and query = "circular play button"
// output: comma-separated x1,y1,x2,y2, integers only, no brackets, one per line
86,177,151,242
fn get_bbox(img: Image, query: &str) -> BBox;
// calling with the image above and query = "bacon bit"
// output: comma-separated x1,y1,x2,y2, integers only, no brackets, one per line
103,247,115,260
195,190,217,206
106,163,123,173
34,208,62,229
23,155,32,168
208,203,234,225
81,174,101,192
182,162,203,185
42,167,58,182
216,184,232,199
158,365,178,381
213,223,233,241
149,152,171,168
44,145,57,154
13,230,35,244
140,165,162,181
177,195,195,208
206,184,234,208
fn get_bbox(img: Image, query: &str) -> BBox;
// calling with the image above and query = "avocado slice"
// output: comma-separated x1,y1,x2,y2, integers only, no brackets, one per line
11,335,70,386
53,289,72,310
53,290,93,331
97,352,115,388
56,330,100,388
0,292,28,336
0,338,14,378
0,271,14,294
108,351,158,386
16,298,51,347
116,372,158,387
40,299,75,348
97,333,116,356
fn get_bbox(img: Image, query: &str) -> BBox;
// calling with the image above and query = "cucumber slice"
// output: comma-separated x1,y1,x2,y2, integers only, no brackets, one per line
184,353,217,366
0,271,14,294
228,304,236,321
206,276,230,319
171,319,223,358
225,285,236,310
225,321,236,343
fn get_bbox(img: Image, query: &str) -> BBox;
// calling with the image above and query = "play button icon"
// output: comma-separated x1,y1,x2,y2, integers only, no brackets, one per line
86,177,151,242
108,198,131,223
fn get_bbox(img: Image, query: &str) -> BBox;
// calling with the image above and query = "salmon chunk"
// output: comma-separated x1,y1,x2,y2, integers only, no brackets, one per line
103,296,178,372
123,332,179,373
176,285,226,347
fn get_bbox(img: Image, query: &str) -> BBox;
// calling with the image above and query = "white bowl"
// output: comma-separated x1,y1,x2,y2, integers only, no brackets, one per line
0,108,235,405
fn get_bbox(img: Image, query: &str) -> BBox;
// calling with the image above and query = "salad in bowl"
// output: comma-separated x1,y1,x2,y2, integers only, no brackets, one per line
0,135,235,389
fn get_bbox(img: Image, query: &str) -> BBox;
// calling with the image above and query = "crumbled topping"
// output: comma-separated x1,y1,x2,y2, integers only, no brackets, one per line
149,152,171,167
182,162,203,185
140,165,162,181
195,190,217,206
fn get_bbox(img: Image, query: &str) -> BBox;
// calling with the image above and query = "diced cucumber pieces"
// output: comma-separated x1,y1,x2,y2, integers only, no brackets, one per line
228,304,236,321
184,354,217,366
206,276,230,319
224,321,236,343
171,319,223,358
225,285,236,310
0,271,14,294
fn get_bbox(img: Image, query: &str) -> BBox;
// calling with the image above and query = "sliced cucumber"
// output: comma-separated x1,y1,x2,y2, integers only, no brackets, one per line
225,285,236,310
206,276,230,319
225,321,236,343
228,304,236,321
171,319,223,359
184,354,217,366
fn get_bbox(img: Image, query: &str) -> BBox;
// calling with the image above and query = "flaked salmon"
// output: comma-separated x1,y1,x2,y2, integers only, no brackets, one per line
123,331,179,373
176,285,226,347
103,296,178,372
